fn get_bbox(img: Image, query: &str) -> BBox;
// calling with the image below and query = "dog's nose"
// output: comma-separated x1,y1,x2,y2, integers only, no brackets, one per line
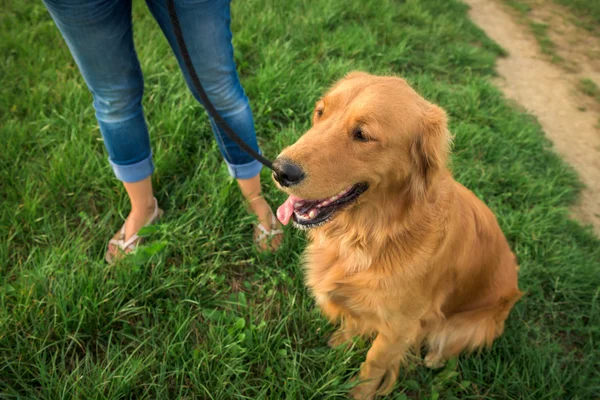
272,158,305,187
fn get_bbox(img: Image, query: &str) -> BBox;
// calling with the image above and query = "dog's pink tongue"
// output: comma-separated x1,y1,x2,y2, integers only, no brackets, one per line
277,195,300,225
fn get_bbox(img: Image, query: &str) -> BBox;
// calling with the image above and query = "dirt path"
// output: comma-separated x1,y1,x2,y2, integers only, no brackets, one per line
464,0,600,235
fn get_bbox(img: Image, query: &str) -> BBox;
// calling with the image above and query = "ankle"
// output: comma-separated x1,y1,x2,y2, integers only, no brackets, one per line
246,193,265,210
248,196,269,214
130,197,156,219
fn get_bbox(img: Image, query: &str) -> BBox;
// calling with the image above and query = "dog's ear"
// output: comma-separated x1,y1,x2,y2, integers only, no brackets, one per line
408,104,451,200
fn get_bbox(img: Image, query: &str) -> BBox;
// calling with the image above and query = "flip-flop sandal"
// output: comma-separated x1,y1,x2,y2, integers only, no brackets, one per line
105,197,163,264
254,214,284,251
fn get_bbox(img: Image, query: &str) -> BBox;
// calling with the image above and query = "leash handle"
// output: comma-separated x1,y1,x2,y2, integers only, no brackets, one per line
166,0,274,170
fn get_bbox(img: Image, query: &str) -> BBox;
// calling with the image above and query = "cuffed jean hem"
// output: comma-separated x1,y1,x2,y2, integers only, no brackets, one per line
109,153,155,183
225,157,263,180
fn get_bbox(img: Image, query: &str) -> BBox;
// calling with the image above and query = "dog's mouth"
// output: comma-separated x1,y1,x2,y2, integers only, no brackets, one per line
276,183,368,229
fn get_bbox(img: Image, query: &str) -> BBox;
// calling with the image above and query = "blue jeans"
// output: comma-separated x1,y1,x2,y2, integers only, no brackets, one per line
43,0,262,182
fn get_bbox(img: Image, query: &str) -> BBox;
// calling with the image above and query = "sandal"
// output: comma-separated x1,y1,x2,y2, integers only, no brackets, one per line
254,214,284,252
105,197,163,264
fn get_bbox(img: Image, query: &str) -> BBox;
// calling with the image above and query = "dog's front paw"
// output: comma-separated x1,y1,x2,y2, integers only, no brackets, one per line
348,363,385,400
424,352,446,369
349,380,377,400
328,328,353,348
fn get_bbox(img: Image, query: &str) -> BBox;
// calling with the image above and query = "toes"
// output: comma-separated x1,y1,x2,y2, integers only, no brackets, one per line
328,329,352,348
424,353,446,369
349,381,377,400
107,243,117,258
376,362,399,396
253,227,283,252
349,364,385,400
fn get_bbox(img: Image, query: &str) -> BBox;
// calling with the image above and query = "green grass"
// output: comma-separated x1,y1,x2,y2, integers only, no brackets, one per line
579,77,600,102
578,78,600,129
553,0,600,32
504,0,563,63
505,0,600,34
1,0,600,399
505,0,533,15
528,21,563,63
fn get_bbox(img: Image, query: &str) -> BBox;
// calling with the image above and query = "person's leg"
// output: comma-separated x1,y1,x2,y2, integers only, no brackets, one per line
145,0,282,250
236,175,280,246
42,0,160,258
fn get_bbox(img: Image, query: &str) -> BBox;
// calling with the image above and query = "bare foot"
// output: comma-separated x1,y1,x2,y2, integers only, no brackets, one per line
106,198,161,263
248,196,283,251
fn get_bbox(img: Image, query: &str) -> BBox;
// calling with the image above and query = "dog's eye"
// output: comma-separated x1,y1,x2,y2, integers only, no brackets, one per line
353,128,369,142
315,109,324,118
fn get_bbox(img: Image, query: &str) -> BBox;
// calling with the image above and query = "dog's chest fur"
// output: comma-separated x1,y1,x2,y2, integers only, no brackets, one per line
303,229,412,330
301,207,441,333
304,242,372,325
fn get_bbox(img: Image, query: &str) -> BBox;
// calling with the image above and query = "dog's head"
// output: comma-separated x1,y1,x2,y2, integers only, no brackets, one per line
274,71,451,229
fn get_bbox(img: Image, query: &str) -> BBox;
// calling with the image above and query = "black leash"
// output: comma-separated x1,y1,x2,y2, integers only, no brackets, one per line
166,0,274,170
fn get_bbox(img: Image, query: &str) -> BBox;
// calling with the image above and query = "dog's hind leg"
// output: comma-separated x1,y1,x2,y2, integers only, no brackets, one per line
425,292,521,368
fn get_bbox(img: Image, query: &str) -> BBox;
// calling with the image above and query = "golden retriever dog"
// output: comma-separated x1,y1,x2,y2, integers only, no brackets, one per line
272,72,522,399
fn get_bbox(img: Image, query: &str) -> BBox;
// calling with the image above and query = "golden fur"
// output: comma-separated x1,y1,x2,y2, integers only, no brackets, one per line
275,72,522,399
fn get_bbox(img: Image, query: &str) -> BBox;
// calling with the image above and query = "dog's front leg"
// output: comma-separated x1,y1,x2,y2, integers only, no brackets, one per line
328,326,354,348
328,318,361,348
350,322,419,400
